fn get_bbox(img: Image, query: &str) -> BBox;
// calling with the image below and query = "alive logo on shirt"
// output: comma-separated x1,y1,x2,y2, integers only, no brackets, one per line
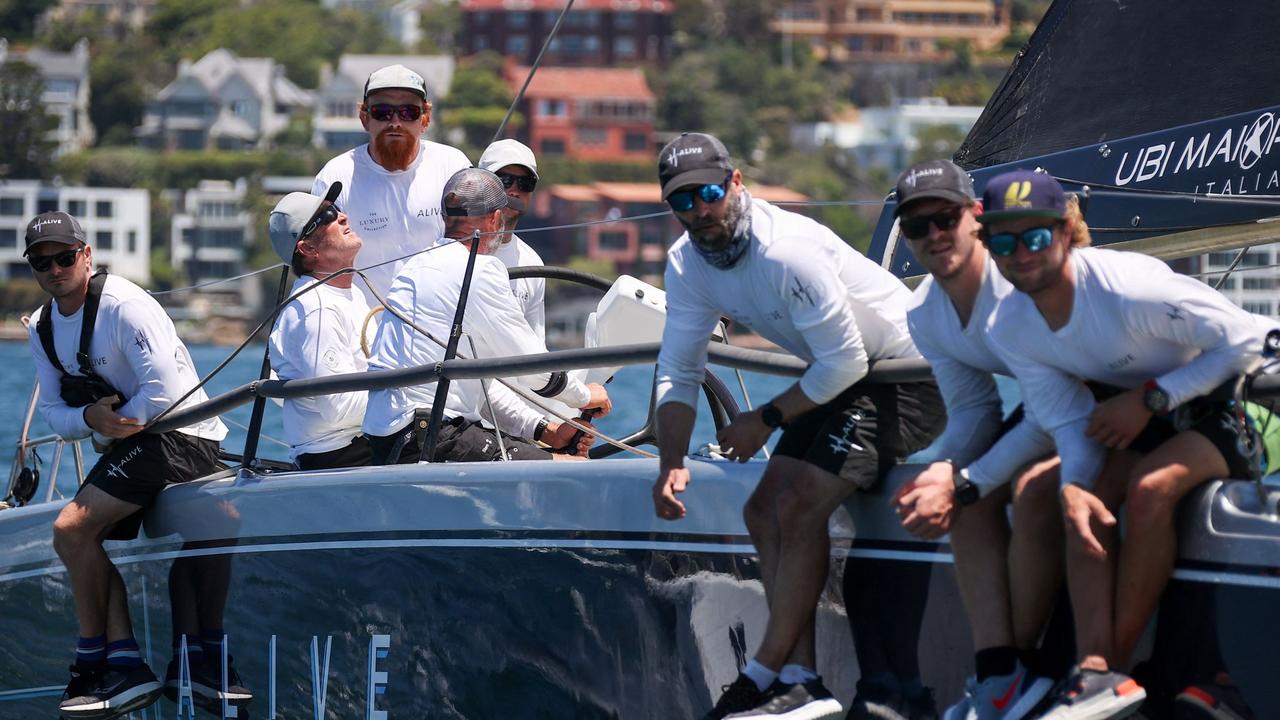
415,207,443,219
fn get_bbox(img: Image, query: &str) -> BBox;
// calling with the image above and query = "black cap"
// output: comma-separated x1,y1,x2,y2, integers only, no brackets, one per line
658,132,733,200
24,211,86,255
893,159,975,216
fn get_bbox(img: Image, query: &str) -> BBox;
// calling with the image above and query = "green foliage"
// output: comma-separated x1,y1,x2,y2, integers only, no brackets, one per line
0,0,57,38
440,52,520,153
911,124,968,166
275,112,315,150
417,1,462,54
0,59,57,179
1011,0,1053,25
88,39,157,146
756,148,879,252
55,147,317,190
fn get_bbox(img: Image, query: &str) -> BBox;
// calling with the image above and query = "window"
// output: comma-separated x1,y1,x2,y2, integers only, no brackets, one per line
576,127,606,145
8,261,32,279
95,200,113,218
599,232,629,251
540,138,566,155
328,101,356,117
1244,277,1276,290
0,197,24,216
507,35,528,55
68,199,86,217
1214,277,1236,290
615,11,636,29
96,230,113,250
538,99,566,117
475,35,489,50
197,229,243,249
624,132,648,152
1244,302,1274,315
615,37,636,58
508,10,529,27
0,229,16,248
127,231,137,254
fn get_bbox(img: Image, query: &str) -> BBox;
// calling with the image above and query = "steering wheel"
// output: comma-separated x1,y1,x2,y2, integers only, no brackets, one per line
506,266,743,458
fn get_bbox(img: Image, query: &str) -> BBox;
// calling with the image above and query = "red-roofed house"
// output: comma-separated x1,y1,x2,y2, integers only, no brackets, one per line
461,0,673,66
507,65,656,161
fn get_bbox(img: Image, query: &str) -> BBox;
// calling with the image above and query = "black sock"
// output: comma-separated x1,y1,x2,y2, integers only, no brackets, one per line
1018,647,1043,676
975,646,1019,682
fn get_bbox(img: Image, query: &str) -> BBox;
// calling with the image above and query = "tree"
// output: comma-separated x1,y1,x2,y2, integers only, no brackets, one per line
439,52,520,154
0,0,57,39
911,124,969,166
88,40,156,146
0,59,57,179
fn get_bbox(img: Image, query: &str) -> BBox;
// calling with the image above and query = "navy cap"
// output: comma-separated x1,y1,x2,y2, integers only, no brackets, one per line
24,211,86,255
894,159,974,216
979,170,1067,224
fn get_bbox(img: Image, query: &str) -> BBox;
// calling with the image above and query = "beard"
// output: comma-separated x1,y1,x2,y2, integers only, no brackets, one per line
373,128,418,170
498,207,521,244
680,188,754,270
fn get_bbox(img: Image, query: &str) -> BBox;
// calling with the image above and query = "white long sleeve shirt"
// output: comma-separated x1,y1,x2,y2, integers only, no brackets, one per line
313,141,472,309
987,247,1275,489
493,234,546,341
268,278,371,461
656,198,919,410
27,275,227,442
362,242,591,439
907,257,1054,493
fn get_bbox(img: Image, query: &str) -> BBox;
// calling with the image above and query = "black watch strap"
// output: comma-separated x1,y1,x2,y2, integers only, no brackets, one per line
533,418,549,442
760,402,787,429
952,464,980,506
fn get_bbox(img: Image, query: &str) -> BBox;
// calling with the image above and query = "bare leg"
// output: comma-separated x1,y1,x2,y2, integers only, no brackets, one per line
1009,458,1064,650
753,463,854,670
950,483,1014,652
1113,432,1227,667
52,485,143,642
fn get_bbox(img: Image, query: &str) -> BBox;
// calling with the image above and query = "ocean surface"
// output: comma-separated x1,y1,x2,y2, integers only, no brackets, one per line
0,340,795,496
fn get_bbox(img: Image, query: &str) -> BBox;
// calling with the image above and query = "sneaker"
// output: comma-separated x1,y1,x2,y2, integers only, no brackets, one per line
59,665,105,718
945,665,1054,720
60,663,162,719
1038,668,1146,720
848,672,906,720
703,674,779,720
725,678,844,719
164,655,253,710
902,681,939,720
1175,683,1254,720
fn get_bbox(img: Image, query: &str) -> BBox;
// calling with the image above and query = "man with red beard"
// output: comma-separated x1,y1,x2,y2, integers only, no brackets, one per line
313,64,471,309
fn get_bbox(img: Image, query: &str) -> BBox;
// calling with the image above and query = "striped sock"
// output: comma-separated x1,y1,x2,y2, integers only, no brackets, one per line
174,633,204,669
106,638,143,668
76,635,106,667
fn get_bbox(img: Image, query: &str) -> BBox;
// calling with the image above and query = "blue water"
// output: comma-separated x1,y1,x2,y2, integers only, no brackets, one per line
0,340,794,497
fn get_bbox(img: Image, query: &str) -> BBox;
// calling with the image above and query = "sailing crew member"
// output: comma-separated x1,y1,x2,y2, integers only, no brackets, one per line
478,138,546,339
362,168,611,463
890,160,1061,719
649,132,944,720
24,211,227,718
266,182,374,469
980,170,1277,720
312,63,472,309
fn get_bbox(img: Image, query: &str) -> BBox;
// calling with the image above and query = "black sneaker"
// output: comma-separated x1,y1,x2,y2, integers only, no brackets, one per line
164,655,253,710
703,674,778,720
901,680,938,720
728,678,844,719
60,663,162,719
59,664,106,719
1175,683,1255,720
848,672,907,720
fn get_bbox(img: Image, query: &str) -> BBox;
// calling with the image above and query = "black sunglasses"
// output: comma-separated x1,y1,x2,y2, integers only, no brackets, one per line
28,246,83,273
367,103,424,122
900,206,963,240
301,204,340,239
496,171,537,193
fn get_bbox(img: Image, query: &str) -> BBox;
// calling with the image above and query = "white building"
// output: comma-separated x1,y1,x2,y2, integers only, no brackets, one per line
169,179,259,315
312,53,454,151
0,38,95,157
0,181,149,283
1195,247,1280,318
791,97,983,175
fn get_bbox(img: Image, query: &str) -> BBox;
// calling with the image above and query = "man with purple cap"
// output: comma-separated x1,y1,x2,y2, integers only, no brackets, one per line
266,181,374,469
478,138,546,339
650,132,944,720
313,63,471,309
981,169,1277,719
23,211,226,718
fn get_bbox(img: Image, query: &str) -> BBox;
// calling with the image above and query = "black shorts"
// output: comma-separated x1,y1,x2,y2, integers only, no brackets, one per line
1089,383,1255,478
296,435,373,470
80,431,222,540
370,416,553,465
774,380,946,489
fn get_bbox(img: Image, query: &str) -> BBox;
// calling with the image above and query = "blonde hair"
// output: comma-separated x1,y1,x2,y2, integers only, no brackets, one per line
1064,194,1091,248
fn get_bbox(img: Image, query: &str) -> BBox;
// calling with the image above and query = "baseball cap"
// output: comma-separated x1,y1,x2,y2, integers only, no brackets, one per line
24,211,87,255
442,168,512,217
268,182,343,263
978,170,1067,224
364,64,427,100
478,139,539,180
893,160,975,217
657,132,733,200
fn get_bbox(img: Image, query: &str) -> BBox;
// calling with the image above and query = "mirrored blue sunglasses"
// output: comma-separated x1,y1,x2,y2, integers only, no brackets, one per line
984,225,1058,257
667,175,731,212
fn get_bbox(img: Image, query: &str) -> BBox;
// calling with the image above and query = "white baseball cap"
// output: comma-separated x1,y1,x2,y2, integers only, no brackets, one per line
478,139,539,180
268,182,342,263
364,64,427,100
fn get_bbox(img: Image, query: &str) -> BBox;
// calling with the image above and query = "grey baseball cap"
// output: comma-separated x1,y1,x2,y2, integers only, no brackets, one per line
443,168,519,217
657,132,734,200
268,182,343,263
893,159,975,216
24,211,86,255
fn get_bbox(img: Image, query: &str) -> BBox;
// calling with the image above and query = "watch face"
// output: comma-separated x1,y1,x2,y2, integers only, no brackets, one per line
1145,388,1170,413
761,404,783,428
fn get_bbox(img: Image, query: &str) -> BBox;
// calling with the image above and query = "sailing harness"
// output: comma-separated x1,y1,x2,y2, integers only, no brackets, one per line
36,272,125,410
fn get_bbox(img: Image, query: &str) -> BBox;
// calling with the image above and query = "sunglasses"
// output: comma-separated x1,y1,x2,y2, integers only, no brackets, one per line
496,172,537,193
367,103,424,122
301,204,340,239
900,207,963,240
28,246,83,273
667,174,731,213
983,225,1059,257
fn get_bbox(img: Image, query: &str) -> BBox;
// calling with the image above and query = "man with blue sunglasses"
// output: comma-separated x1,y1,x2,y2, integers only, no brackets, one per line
982,170,1278,720
650,133,945,720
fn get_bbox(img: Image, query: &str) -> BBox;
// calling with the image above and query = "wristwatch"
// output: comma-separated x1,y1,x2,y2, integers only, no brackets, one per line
533,418,549,442
1142,379,1171,415
760,402,787,430
947,461,980,506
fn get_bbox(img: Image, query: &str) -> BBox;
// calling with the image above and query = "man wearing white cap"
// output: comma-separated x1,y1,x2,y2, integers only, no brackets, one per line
266,182,373,469
313,64,472,309
478,138,546,339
